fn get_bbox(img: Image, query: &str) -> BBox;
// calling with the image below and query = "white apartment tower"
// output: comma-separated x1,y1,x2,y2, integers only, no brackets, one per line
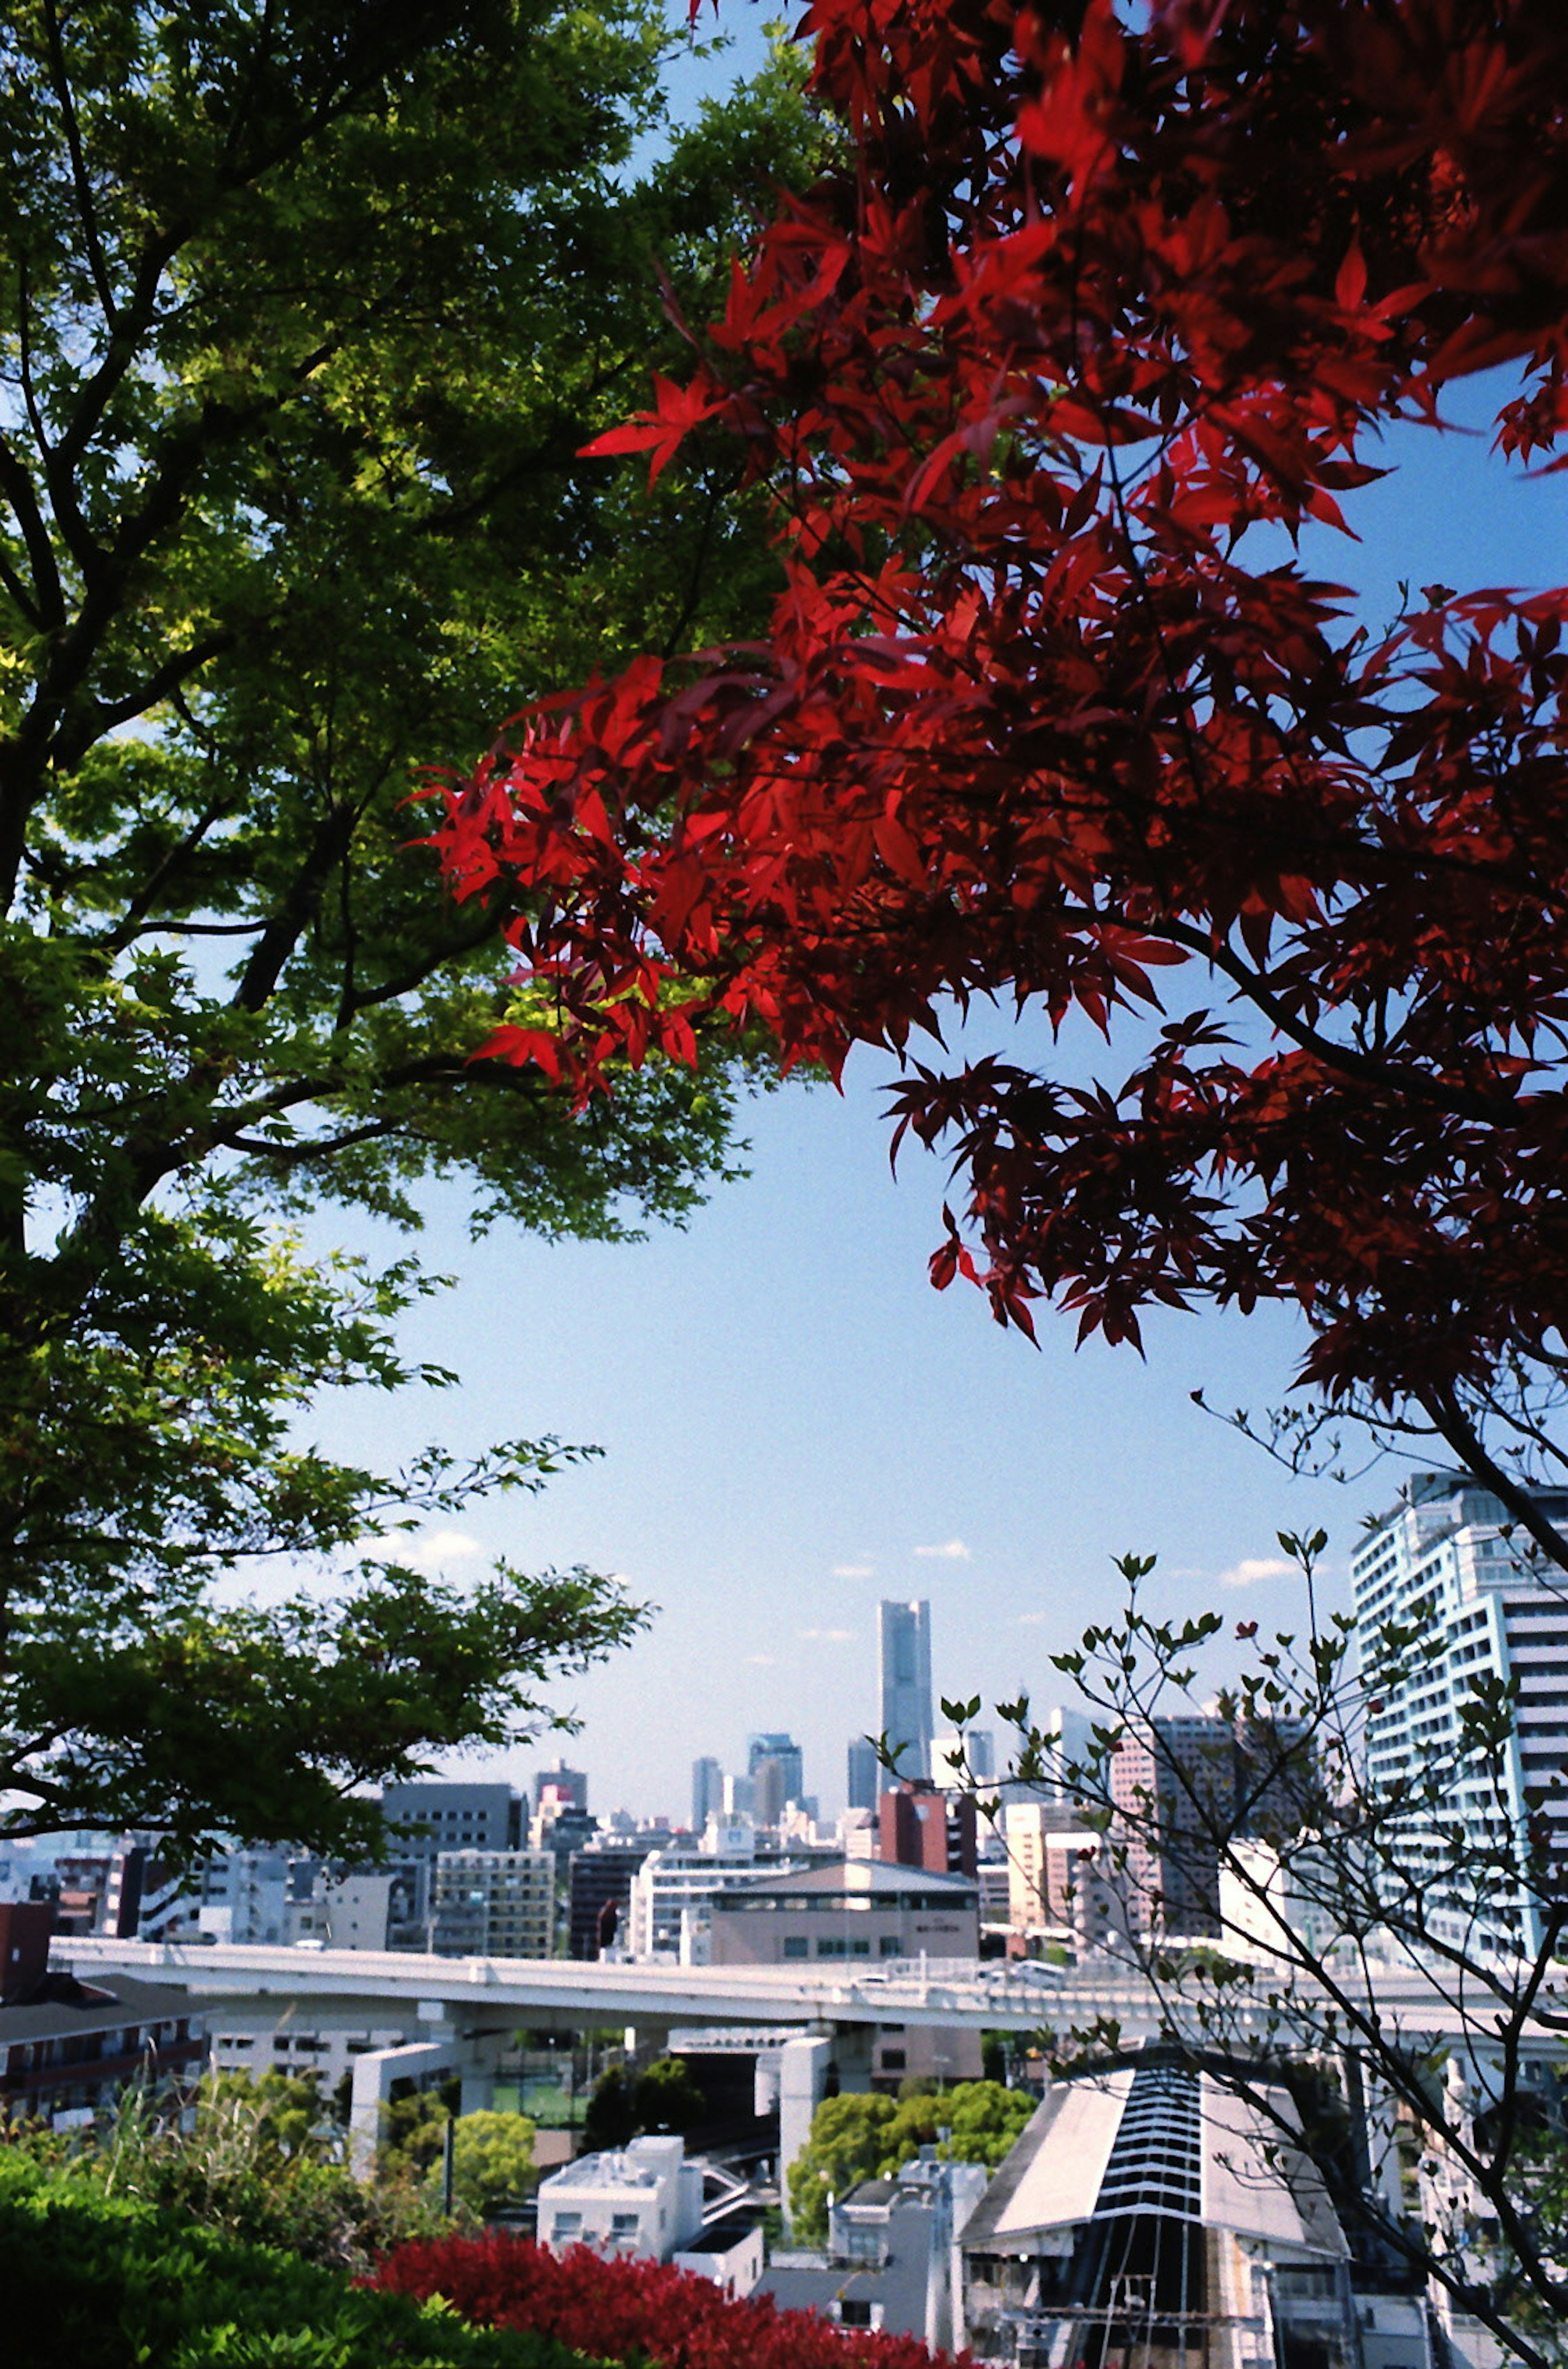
1353,1469,1568,1959
879,1599,933,1784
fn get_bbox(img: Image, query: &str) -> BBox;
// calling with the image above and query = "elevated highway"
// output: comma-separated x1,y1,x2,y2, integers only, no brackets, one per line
57,1934,1568,2186
55,1932,1568,2052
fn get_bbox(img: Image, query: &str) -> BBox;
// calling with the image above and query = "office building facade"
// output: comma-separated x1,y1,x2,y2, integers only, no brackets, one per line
534,1761,588,1817
846,1736,881,1813
568,1839,657,1959
1353,1468,1568,1959
430,1849,555,1959
381,1781,519,1863
691,1756,723,1831
933,1729,995,1786
1109,1715,1309,1938
747,1733,804,1804
879,1600,933,1783
879,1779,978,1877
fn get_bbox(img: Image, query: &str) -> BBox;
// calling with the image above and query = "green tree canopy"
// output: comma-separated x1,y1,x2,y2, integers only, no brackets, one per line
0,0,816,1854
786,2081,1033,2243
629,2054,707,2136
447,2112,539,2220
581,2064,636,2154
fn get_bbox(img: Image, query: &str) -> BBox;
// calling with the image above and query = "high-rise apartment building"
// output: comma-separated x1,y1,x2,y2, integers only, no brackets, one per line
1352,1469,1568,1959
1109,1715,1308,1937
430,1850,555,1959
879,1600,933,1783
691,1756,723,1830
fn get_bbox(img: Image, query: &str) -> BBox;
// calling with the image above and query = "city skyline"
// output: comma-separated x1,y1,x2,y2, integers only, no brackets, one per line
226,33,1564,1830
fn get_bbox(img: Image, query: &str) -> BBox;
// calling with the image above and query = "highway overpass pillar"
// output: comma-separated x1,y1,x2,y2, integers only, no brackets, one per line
1339,2047,1406,2229
348,2030,506,2180
459,2061,496,2117
778,2034,834,2231
777,2025,878,2230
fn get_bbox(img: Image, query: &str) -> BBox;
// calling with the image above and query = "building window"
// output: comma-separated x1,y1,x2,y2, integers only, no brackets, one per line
611,2213,640,2237
782,1935,808,1959
880,2049,906,2071
552,2213,582,2239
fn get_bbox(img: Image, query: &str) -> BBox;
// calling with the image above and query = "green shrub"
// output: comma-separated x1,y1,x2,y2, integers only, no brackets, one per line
0,2152,587,2369
80,2071,452,2270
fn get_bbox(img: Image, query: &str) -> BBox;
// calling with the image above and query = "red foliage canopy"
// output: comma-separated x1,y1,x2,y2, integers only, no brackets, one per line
432,0,1568,1533
372,2231,960,2369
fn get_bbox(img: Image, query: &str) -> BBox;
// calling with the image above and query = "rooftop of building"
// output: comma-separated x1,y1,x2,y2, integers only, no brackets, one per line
960,2054,1346,2263
760,2197,935,2337
710,1858,978,1907
0,1968,206,2045
677,2210,760,2253
538,2134,688,2196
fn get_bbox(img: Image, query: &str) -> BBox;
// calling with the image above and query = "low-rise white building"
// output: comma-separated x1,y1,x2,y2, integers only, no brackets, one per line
537,2133,704,2260
674,2214,765,2297
208,2010,414,2094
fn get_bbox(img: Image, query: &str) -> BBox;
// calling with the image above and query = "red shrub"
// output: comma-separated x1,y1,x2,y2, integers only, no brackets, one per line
371,2233,963,2369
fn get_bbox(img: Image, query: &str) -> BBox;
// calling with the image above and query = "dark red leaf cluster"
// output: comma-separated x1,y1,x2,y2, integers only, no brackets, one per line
431,0,1568,1446
371,2231,961,2369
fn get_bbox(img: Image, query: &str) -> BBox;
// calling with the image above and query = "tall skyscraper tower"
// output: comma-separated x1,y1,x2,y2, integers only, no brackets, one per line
879,1600,933,1783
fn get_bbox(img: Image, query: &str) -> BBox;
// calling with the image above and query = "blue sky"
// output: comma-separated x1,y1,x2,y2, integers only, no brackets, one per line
295,6,1567,1825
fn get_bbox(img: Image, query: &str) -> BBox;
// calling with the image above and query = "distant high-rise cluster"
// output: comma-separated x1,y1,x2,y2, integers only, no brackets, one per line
686,1734,811,1844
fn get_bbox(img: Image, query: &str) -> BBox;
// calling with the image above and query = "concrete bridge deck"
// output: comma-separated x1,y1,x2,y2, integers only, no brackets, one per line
56,1932,1568,2052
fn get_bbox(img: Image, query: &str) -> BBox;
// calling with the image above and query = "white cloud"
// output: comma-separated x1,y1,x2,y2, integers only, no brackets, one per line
915,1538,971,1561
832,1563,876,1579
1019,1611,1050,1626
403,1529,484,1570
746,1653,776,1667
799,1627,855,1643
1218,1556,1295,1590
